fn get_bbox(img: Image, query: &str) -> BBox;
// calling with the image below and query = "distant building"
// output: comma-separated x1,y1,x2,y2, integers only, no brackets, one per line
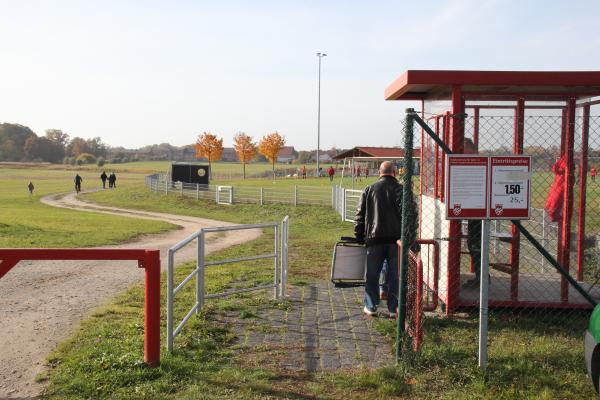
333,146,421,171
277,146,296,163
333,146,420,159
318,153,332,163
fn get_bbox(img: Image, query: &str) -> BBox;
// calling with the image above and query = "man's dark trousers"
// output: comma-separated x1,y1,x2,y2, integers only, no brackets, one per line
467,220,482,280
365,243,399,313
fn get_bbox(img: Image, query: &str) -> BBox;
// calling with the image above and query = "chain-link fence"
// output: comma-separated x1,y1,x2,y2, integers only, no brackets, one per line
399,104,600,388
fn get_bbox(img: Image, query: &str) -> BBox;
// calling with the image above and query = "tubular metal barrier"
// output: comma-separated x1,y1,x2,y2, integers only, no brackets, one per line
166,217,289,352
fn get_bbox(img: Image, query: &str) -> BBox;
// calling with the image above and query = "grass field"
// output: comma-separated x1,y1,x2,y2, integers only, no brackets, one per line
36,182,596,399
0,167,174,247
2,165,596,398
1,160,337,176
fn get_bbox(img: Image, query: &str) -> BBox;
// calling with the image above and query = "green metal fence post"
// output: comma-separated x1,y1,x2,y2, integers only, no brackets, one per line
396,108,416,362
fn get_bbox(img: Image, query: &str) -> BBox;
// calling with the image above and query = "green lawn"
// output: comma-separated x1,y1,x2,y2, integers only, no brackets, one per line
36,182,596,399
0,167,174,247
3,165,596,398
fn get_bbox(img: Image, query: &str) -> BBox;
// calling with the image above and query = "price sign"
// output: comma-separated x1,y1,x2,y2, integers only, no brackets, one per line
445,154,531,220
489,156,531,219
445,155,489,219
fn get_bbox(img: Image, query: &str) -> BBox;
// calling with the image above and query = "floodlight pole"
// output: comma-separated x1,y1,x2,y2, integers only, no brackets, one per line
316,52,327,176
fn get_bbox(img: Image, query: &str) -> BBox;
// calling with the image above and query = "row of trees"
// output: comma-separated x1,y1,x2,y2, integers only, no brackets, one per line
195,131,286,178
0,123,107,163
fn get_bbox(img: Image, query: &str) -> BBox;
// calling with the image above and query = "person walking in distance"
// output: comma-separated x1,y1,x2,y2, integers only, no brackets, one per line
591,167,596,182
301,165,307,180
74,174,83,193
27,181,34,196
354,161,404,317
108,172,117,189
327,165,335,182
100,171,108,189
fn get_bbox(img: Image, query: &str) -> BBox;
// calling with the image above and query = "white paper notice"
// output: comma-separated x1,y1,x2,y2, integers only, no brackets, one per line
490,166,528,209
449,166,487,209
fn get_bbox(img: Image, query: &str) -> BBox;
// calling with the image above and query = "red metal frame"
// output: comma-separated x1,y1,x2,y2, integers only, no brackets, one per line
398,239,440,352
388,70,600,312
578,104,591,281
0,248,161,366
507,98,525,301
561,98,577,302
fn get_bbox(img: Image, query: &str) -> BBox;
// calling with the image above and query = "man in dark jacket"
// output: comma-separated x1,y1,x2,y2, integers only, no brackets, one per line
100,171,108,189
354,161,403,317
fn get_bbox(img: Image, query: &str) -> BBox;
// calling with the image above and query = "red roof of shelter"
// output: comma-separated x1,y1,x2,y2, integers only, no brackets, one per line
278,146,295,156
334,146,420,160
385,70,600,101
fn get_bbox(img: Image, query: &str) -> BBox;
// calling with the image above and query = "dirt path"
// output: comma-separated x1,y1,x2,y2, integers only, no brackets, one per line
0,191,261,399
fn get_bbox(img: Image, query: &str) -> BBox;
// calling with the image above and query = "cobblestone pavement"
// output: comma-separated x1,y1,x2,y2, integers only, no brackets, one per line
221,282,395,372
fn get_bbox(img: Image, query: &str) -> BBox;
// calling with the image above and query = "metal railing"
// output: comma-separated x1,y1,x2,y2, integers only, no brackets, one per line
146,174,333,207
331,185,362,222
0,248,162,366
166,216,289,352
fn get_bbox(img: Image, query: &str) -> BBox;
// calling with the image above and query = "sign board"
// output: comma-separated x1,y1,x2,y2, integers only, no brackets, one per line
489,156,531,219
445,156,489,219
445,155,531,220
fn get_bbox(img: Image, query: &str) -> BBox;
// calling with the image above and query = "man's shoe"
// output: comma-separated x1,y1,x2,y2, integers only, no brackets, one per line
363,306,378,316
387,311,397,319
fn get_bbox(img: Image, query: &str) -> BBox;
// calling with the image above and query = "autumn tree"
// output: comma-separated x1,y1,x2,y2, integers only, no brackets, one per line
258,132,285,179
195,132,223,177
233,132,257,179
45,129,70,147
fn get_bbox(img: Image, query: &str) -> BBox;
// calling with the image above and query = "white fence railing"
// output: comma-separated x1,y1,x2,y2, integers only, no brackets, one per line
166,216,289,352
332,185,362,222
145,174,333,207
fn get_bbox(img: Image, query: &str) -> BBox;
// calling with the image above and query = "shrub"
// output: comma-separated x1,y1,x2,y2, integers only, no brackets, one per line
63,156,73,165
76,153,97,164
97,157,105,167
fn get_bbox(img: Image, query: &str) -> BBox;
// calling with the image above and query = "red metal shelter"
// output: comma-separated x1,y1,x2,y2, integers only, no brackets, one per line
385,70,600,312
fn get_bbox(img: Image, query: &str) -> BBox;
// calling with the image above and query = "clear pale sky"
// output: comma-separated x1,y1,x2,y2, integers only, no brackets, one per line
1,1,599,150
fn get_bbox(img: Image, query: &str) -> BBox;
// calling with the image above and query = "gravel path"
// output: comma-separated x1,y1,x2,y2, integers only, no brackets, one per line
0,191,261,399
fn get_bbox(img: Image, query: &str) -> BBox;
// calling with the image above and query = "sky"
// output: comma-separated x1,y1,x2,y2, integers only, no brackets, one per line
1,0,600,150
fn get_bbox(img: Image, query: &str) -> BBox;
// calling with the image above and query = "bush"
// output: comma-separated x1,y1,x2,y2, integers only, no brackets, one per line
97,157,105,167
63,156,73,165
70,157,77,165
76,153,97,164
76,159,83,166
111,157,122,164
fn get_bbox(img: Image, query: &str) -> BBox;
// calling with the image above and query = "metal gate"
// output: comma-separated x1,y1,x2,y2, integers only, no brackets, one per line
166,216,289,352
343,189,362,222
216,185,233,205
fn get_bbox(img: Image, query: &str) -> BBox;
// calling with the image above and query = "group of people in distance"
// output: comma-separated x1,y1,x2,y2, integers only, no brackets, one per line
72,171,117,193
100,171,117,189
296,165,373,183
26,171,119,197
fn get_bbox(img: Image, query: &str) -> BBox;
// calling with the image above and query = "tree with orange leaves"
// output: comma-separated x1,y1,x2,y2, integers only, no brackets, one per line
233,132,257,179
258,132,285,179
195,132,223,178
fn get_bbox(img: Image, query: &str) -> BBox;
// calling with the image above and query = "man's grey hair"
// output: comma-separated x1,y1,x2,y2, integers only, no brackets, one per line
379,161,396,175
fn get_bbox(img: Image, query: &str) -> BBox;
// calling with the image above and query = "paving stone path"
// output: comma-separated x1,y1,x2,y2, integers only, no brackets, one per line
221,282,395,372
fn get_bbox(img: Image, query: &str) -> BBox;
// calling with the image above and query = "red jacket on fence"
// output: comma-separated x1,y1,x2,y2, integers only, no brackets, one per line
545,156,567,223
